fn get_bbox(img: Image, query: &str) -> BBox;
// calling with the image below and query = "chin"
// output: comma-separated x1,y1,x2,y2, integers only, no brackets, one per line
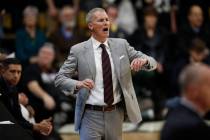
103,34,109,38
11,82,18,86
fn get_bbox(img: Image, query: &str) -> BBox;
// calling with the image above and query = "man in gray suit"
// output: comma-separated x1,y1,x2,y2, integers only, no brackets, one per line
55,8,157,140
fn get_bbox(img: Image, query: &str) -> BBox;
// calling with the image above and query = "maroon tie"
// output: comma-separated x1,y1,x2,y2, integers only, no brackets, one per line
100,44,114,105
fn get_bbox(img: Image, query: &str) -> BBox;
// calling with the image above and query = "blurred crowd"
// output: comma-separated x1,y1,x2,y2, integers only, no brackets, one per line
0,0,210,139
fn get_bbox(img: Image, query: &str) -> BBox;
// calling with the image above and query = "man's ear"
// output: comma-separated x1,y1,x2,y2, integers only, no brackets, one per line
88,23,93,31
187,85,199,99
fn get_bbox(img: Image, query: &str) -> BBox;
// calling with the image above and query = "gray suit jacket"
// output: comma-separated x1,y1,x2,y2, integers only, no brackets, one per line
55,38,157,131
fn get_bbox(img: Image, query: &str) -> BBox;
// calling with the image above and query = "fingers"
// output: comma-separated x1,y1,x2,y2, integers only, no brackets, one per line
47,125,53,135
133,59,141,71
130,59,141,71
40,124,53,136
35,122,53,136
76,79,95,90
41,125,52,136
83,79,94,89
130,58,147,71
40,120,53,135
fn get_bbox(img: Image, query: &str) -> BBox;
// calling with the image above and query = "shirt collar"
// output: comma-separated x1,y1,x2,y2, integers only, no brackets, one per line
91,36,109,50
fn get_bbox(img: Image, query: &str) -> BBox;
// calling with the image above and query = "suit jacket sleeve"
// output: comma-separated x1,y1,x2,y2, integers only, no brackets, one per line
55,46,78,95
14,104,33,131
124,39,157,71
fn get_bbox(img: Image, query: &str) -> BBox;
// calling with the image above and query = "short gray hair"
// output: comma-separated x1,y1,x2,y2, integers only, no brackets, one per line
40,42,55,52
59,6,74,17
86,8,106,23
179,63,205,91
23,6,39,17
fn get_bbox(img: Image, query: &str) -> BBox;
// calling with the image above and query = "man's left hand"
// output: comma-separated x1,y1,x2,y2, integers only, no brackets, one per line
40,117,53,136
130,58,148,72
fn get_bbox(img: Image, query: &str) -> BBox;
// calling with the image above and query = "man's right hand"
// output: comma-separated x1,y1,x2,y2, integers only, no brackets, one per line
76,79,95,90
33,119,52,136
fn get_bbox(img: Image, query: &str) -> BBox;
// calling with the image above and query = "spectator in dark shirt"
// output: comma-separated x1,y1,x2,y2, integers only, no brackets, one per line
161,63,210,140
22,43,56,122
129,7,168,73
178,5,210,57
15,6,46,66
171,0,210,27
22,42,72,126
129,7,168,119
170,38,210,97
0,58,52,138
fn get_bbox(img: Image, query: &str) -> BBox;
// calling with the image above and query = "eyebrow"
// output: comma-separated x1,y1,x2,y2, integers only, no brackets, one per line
96,17,109,21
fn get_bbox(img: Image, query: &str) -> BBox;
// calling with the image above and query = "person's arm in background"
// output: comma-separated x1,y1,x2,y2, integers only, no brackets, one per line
73,0,80,12
170,2,178,33
46,0,58,17
46,0,80,16
27,81,55,110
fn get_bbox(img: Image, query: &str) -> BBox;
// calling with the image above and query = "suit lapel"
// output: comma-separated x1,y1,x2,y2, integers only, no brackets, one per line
84,38,121,81
108,39,121,79
84,38,96,81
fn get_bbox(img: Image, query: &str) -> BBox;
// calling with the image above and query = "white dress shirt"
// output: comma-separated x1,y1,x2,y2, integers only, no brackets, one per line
86,37,121,105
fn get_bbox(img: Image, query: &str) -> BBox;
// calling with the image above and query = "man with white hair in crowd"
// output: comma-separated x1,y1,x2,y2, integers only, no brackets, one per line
49,6,87,66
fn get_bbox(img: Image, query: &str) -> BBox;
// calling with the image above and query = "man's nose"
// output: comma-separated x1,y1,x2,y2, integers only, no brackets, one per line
104,22,108,26
14,73,19,78
103,20,109,25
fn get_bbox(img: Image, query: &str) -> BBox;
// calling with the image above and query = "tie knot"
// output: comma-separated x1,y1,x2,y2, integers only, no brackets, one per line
99,44,106,50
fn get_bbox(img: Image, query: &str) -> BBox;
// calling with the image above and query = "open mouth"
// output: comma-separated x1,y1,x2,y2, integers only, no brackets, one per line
103,28,109,32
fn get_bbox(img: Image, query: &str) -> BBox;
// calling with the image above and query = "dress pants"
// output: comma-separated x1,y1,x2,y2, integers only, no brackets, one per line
79,105,124,140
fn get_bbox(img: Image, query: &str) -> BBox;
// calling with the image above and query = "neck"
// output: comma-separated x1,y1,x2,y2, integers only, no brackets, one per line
26,26,35,31
189,56,196,63
25,26,36,38
190,23,200,30
145,28,155,38
182,96,207,116
41,65,50,72
38,62,51,71
92,35,107,43
145,23,156,30
62,25,73,32
189,56,202,63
